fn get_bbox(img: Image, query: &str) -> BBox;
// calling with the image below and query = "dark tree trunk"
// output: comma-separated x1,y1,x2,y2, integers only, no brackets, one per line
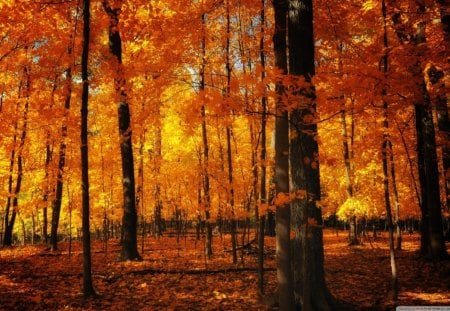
103,0,141,261
380,0,399,299
153,117,163,238
415,97,448,259
50,65,72,252
224,1,237,264
80,0,96,296
199,12,213,259
272,0,294,309
257,0,267,294
288,0,334,309
42,77,58,244
3,66,30,247
389,0,449,260
427,65,450,212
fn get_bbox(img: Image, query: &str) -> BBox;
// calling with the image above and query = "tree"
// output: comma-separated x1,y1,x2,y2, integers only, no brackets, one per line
80,0,96,296
391,0,448,260
287,0,335,309
272,0,294,309
3,64,30,247
102,0,142,261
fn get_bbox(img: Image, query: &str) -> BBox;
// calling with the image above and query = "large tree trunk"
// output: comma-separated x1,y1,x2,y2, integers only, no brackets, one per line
288,0,334,309
427,65,450,212
103,0,141,261
272,0,294,309
80,0,96,296
415,97,448,259
389,0,449,260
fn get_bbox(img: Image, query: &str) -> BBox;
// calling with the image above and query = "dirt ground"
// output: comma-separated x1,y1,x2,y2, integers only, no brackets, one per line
0,229,449,310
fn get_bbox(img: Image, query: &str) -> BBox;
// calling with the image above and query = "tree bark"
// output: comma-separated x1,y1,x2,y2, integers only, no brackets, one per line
257,0,267,294
380,0,399,299
288,0,334,309
3,65,30,247
103,0,141,261
50,64,72,251
80,0,96,296
199,10,213,259
272,0,294,309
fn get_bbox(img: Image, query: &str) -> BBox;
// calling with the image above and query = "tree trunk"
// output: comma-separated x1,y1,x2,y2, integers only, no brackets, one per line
42,77,58,244
3,65,30,247
199,11,213,259
389,0,449,260
340,109,358,245
288,0,334,309
50,64,72,251
415,98,448,259
380,1,399,299
257,0,267,294
103,0,141,261
272,0,294,309
427,65,449,212
153,118,163,238
224,0,237,264
80,0,96,296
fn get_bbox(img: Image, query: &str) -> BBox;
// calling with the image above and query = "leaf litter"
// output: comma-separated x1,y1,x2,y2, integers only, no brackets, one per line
0,229,448,310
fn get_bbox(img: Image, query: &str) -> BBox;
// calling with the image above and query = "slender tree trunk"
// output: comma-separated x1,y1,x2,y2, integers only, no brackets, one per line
257,0,267,295
199,10,213,259
380,1,399,299
80,0,96,296
272,0,294,309
153,116,163,238
340,109,358,245
103,0,141,261
42,77,58,244
224,0,237,264
50,65,72,251
3,65,30,247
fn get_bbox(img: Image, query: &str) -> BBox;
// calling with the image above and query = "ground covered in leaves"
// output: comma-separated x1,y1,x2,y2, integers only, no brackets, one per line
0,229,449,310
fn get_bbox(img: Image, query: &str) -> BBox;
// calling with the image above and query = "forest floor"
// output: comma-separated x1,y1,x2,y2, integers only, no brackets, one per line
0,229,449,310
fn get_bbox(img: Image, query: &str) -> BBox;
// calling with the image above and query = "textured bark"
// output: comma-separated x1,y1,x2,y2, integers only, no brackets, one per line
272,0,294,309
80,0,96,296
103,0,141,261
288,0,334,309
415,98,448,259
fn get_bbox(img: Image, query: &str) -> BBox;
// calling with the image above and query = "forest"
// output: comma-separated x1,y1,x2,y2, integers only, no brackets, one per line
0,0,449,310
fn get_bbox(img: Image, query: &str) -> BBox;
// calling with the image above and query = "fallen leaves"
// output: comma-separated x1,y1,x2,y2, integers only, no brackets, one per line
0,229,448,310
